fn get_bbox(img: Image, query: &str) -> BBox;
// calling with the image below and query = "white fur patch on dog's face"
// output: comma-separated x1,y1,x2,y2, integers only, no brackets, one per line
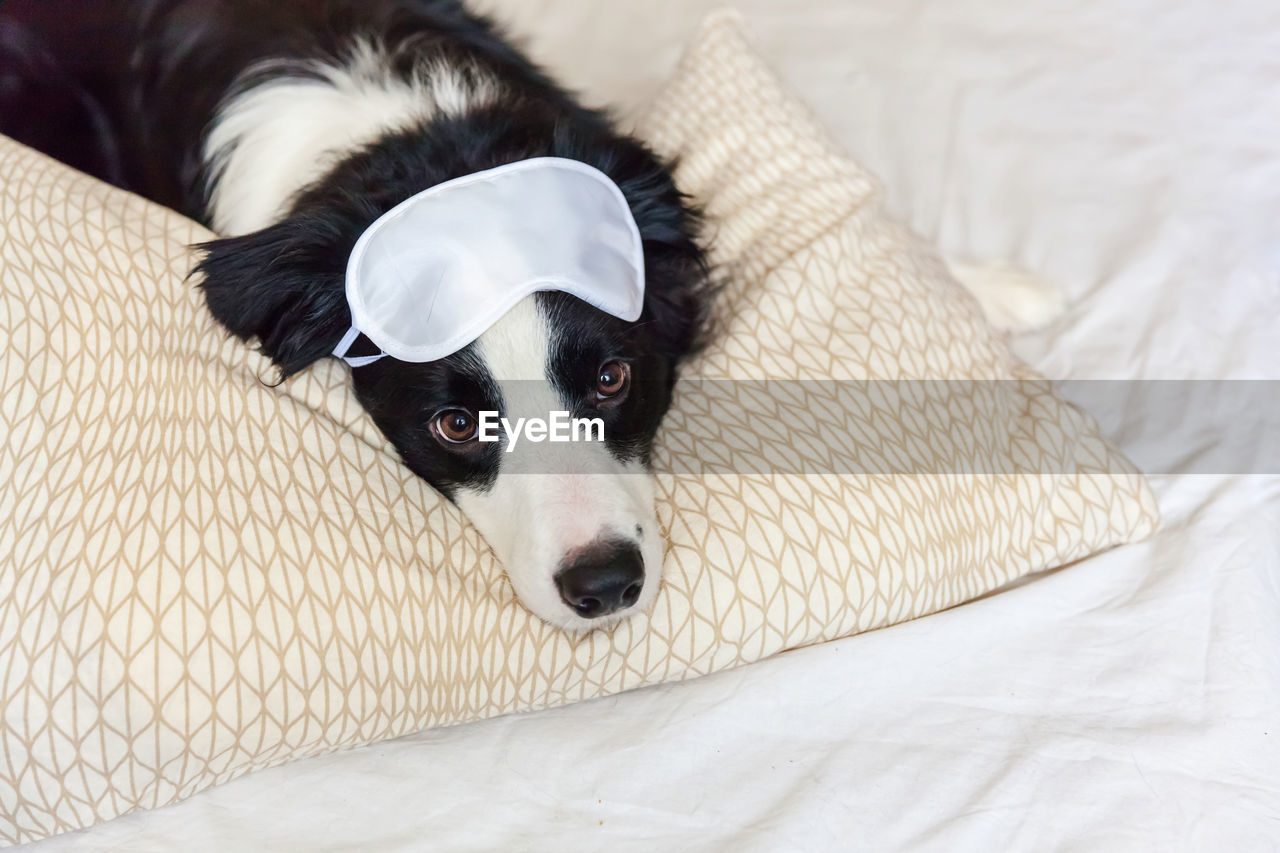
454,298,663,630
204,40,497,236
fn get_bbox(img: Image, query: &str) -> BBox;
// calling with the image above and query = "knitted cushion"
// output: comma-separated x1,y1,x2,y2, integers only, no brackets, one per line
0,11,1157,844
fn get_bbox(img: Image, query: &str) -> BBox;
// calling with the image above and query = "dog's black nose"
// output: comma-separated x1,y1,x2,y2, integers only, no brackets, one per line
555,540,645,619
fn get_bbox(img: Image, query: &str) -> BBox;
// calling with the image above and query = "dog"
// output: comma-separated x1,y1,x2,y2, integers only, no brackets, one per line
0,0,712,630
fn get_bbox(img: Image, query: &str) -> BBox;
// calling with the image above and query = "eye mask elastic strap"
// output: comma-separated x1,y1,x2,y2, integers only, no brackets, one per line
332,326,387,368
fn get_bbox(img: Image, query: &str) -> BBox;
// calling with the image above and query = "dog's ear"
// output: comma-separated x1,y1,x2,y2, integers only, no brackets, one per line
642,236,712,362
193,217,351,378
626,165,713,364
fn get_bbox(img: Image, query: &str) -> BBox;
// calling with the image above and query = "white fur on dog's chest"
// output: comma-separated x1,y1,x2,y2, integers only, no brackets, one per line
203,41,496,236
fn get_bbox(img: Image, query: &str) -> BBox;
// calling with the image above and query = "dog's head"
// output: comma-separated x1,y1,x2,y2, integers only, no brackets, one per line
195,150,708,629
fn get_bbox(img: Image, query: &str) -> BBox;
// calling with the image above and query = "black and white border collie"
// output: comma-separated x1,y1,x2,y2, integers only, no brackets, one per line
0,0,711,629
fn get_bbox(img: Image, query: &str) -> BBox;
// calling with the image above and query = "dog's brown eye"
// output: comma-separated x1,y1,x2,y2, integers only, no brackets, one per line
434,409,478,444
596,361,629,399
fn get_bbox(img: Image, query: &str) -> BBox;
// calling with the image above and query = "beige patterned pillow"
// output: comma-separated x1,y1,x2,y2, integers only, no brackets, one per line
0,11,1157,845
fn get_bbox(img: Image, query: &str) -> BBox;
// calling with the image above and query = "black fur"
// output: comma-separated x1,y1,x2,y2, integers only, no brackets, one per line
0,0,710,500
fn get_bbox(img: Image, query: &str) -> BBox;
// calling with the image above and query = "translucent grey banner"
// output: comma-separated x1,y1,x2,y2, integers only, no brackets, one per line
496,380,1278,475
654,379,1279,475
1047,379,1279,476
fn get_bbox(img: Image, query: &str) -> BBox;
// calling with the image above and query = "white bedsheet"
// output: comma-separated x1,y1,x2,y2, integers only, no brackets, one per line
26,0,1279,849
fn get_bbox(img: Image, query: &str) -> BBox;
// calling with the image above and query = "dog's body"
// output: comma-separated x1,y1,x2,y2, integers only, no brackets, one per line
2,0,711,628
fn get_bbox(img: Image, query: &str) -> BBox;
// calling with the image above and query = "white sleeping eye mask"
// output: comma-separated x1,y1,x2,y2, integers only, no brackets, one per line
333,157,646,366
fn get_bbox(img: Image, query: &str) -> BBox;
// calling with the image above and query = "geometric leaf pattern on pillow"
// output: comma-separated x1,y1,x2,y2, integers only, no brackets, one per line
0,12,1156,845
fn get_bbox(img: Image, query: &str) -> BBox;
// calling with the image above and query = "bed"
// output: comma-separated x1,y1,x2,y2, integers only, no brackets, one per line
23,0,1279,848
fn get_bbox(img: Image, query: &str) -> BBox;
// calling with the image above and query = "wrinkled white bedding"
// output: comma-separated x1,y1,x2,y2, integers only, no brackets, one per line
27,0,1279,849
